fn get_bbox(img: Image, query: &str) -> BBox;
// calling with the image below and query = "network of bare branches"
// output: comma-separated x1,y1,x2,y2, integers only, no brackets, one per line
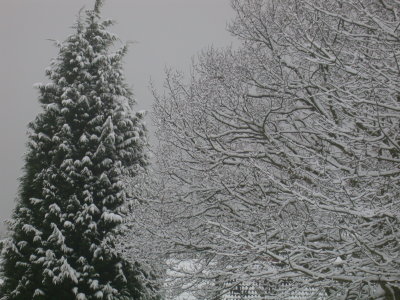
125,0,400,299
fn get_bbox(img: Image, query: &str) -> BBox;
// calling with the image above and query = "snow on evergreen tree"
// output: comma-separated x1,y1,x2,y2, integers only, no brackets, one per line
0,1,152,299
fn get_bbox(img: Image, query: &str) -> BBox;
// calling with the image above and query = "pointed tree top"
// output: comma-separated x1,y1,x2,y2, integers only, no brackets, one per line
94,0,104,14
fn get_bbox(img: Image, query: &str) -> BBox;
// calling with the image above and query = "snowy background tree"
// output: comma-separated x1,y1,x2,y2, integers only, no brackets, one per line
132,0,400,299
0,1,154,299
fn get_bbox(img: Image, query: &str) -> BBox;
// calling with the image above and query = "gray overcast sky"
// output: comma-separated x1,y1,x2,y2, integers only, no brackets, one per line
0,0,235,229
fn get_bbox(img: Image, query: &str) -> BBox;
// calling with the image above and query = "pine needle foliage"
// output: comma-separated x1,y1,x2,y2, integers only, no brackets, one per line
0,1,152,299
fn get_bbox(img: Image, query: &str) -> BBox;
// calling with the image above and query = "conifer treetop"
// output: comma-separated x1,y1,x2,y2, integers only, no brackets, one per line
94,0,104,14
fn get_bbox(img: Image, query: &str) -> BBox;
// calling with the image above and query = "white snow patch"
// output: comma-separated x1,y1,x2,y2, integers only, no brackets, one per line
101,212,123,224
333,256,344,265
76,293,87,300
90,279,99,290
33,289,45,297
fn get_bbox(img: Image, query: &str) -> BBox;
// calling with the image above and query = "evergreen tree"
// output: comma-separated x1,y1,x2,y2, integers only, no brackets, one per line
0,1,151,299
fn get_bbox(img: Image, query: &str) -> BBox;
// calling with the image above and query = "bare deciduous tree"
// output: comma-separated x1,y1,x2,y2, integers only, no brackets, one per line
133,0,400,299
